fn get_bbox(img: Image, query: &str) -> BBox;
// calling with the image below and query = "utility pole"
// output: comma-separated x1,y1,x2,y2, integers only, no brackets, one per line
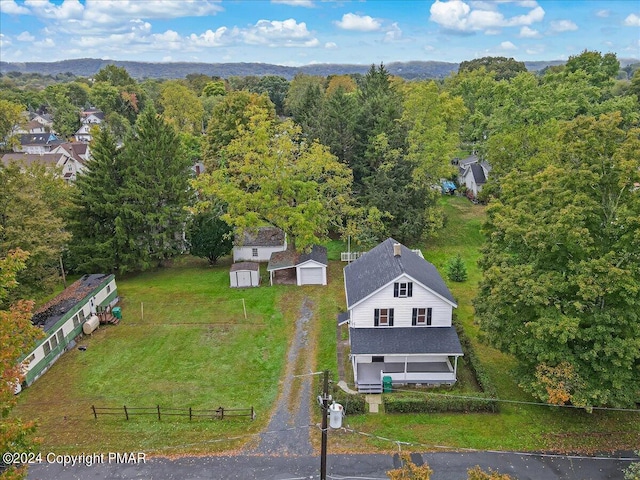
320,369,329,480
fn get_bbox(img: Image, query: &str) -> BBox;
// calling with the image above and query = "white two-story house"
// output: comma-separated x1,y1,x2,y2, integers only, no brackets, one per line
340,238,463,393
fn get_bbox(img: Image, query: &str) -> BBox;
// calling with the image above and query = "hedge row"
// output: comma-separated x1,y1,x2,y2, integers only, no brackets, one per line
452,315,499,404
331,386,367,415
384,393,496,413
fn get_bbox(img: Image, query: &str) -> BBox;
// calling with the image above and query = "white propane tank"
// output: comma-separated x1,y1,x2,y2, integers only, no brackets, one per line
82,315,99,335
329,402,343,429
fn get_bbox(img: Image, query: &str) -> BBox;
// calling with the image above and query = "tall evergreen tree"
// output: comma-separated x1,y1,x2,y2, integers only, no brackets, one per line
115,106,192,273
69,108,192,274
67,125,123,272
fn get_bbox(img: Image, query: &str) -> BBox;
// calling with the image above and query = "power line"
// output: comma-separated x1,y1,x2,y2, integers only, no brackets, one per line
343,383,640,413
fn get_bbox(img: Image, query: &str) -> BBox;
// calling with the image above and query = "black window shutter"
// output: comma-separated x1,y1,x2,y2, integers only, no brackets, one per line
412,308,417,326
374,309,379,326
393,283,399,297
408,282,413,297
427,308,432,326
389,309,394,326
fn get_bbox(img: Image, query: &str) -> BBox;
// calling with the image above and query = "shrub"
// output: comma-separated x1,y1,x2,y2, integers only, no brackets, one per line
447,253,468,282
384,393,496,414
331,386,367,415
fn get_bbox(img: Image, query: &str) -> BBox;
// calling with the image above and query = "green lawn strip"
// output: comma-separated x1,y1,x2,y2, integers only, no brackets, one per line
14,259,289,455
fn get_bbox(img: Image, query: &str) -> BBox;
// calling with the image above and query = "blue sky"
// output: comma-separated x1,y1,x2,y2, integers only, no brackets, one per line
0,0,638,65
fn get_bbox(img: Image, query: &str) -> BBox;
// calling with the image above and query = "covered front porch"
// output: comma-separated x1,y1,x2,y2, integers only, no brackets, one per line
354,356,460,393
349,326,464,394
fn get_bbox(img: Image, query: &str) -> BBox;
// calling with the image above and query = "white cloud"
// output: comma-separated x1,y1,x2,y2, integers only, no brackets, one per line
429,0,544,33
623,13,640,27
549,19,578,33
519,26,540,38
500,40,517,50
243,19,319,47
334,13,382,32
17,31,36,42
23,0,84,20
0,34,11,48
271,0,315,7
384,22,403,42
189,27,237,47
0,0,29,15
596,9,610,18
325,41,337,49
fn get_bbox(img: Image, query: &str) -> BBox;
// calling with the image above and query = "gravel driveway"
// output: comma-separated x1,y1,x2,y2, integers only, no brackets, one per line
246,297,314,456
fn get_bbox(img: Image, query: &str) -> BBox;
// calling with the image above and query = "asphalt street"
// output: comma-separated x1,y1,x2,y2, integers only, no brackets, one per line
26,451,637,480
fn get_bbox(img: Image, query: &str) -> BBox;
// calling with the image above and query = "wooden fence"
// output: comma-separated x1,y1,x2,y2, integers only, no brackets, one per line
91,405,255,421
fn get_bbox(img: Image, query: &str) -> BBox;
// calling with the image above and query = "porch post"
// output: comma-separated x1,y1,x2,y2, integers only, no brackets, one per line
269,270,273,286
454,356,459,378
404,356,408,382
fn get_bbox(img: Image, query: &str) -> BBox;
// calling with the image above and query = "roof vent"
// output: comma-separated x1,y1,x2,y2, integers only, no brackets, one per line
393,243,401,257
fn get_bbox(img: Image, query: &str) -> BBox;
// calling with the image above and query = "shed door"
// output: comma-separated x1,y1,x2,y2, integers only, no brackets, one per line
299,267,323,285
236,271,253,287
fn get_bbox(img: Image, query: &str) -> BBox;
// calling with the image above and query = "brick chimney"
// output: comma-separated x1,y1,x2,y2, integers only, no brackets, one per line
393,243,401,257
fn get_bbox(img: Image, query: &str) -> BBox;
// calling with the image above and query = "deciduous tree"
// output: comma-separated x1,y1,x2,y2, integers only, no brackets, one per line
196,108,353,251
0,249,43,480
475,112,640,407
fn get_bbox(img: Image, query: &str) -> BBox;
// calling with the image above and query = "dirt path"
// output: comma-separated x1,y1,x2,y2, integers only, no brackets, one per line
246,297,314,456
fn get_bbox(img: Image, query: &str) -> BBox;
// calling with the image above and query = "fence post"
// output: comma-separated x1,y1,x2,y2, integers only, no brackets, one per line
189,407,192,421
157,405,161,421
124,405,129,421
92,405,97,419
251,406,255,420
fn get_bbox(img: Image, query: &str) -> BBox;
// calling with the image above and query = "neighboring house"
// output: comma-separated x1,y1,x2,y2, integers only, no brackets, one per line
230,262,260,288
14,133,64,154
30,112,54,131
13,119,48,135
74,109,105,143
458,154,491,198
267,245,328,286
1,152,67,171
340,238,463,393
16,274,118,392
51,142,90,181
233,227,287,263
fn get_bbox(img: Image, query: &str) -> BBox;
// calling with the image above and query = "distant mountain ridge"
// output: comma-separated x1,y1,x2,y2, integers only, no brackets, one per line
1,58,636,80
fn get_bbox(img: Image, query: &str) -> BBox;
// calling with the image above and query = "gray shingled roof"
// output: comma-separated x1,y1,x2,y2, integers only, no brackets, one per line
350,327,463,355
236,227,285,247
230,262,259,272
298,245,327,266
344,238,456,308
470,163,487,184
267,245,327,271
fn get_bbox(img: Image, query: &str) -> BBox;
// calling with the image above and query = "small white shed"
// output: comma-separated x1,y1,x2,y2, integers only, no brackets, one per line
230,262,260,288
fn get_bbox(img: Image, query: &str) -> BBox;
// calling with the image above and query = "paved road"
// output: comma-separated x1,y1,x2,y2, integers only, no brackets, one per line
26,451,636,479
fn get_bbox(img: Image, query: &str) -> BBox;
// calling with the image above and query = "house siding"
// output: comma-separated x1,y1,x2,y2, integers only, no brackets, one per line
233,245,286,263
349,275,453,328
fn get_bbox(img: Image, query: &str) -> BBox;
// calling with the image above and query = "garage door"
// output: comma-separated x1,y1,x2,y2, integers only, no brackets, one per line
299,267,323,285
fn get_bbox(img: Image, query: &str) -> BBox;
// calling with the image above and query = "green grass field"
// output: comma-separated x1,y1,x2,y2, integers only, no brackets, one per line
13,196,640,456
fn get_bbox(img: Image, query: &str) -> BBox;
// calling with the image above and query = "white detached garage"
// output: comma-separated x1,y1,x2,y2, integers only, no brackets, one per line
230,262,260,288
267,245,328,286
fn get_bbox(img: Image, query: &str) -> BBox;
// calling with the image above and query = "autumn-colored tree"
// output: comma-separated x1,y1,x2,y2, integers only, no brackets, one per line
0,249,44,480
386,453,433,479
0,99,25,152
159,80,204,134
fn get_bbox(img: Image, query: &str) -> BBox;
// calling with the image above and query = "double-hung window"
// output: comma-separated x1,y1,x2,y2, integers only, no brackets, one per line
374,308,394,326
412,307,432,326
393,282,413,298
